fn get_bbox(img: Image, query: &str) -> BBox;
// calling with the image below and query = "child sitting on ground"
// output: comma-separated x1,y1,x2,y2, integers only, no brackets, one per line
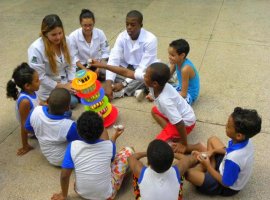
25,88,80,166
168,39,200,105
6,63,40,156
186,107,261,196
51,111,134,200
144,62,202,153
128,139,197,200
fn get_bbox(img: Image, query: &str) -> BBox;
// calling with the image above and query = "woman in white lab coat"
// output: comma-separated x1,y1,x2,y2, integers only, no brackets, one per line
69,9,110,78
28,14,78,108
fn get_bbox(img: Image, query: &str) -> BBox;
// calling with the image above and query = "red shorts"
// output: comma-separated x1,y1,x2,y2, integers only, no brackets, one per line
152,106,195,141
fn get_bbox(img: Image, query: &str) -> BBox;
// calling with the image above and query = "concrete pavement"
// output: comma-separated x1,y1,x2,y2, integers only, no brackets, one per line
0,0,269,199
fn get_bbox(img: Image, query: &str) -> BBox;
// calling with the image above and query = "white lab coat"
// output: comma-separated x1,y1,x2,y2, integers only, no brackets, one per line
107,28,158,81
69,27,110,66
28,37,75,101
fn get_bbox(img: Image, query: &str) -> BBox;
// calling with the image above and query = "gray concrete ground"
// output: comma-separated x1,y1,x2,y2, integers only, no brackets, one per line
0,0,269,199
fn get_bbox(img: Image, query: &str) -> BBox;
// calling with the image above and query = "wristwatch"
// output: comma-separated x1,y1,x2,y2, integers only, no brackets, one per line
122,80,128,87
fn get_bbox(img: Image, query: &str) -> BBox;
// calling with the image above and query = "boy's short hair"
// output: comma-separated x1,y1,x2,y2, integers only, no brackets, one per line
77,111,104,142
126,10,143,24
231,107,262,138
149,62,170,87
169,39,190,58
147,139,174,173
48,88,70,115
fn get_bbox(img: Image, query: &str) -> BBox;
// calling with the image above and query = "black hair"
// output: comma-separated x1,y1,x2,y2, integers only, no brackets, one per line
147,139,174,173
149,62,170,87
169,39,190,58
48,88,71,115
79,9,95,23
231,107,262,139
77,111,104,142
126,10,143,24
6,62,36,100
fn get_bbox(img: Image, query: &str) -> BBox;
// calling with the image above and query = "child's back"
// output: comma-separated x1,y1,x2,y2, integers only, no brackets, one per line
154,82,195,127
138,166,181,199
63,139,115,199
128,139,197,200
27,105,77,165
25,88,79,166
52,111,133,200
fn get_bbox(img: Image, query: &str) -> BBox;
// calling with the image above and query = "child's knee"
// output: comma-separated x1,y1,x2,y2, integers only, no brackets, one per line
195,142,207,152
207,136,220,145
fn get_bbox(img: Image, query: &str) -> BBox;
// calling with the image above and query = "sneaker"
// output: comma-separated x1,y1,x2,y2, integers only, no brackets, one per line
113,89,125,99
134,89,145,102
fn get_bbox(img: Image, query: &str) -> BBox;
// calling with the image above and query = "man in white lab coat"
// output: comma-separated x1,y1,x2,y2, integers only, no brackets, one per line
92,10,158,101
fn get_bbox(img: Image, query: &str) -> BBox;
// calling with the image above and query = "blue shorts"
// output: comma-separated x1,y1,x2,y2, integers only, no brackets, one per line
197,154,239,196
173,85,194,105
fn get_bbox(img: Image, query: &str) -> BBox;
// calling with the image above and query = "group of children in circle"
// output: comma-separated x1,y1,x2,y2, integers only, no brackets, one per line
6,8,262,200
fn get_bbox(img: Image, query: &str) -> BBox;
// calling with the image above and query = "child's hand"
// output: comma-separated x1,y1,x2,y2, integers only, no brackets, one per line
17,144,34,156
114,126,124,137
145,93,154,102
63,83,76,94
111,125,124,142
51,192,66,200
197,153,211,168
171,142,186,154
90,59,105,68
191,150,200,158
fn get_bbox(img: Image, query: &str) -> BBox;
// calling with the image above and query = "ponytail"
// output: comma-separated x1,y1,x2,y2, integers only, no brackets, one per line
6,62,35,101
6,79,19,100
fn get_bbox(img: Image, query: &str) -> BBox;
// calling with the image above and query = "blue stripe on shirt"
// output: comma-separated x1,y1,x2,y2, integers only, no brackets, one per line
42,106,67,120
222,159,240,186
226,139,249,154
66,122,80,142
138,166,147,184
111,142,116,162
173,166,181,184
62,143,74,169
24,109,34,132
